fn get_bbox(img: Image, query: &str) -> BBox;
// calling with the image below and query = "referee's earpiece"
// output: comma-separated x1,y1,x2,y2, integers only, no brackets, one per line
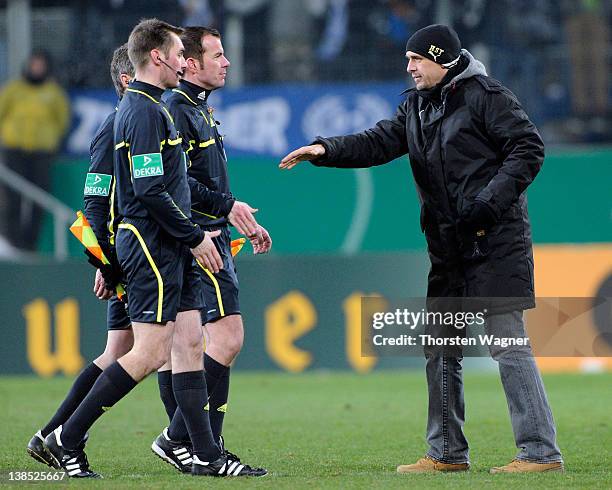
157,57,182,78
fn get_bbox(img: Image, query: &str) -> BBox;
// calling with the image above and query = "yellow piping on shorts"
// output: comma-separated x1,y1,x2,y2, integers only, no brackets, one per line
118,223,164,322
196,260,225,317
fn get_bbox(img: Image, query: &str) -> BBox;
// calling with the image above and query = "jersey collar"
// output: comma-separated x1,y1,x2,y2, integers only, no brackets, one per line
127,80,165,102
179,79,209,105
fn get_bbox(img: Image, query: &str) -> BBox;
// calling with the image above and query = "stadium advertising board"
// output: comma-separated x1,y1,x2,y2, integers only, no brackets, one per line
65,82,405,159
1,246,610,376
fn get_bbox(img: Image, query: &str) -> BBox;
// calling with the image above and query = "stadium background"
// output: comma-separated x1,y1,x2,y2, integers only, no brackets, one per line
0,0,609,377
0,2,610,487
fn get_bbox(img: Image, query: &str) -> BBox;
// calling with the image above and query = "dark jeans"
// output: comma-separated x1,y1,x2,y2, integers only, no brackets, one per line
425,310,563,464
2,149,54,250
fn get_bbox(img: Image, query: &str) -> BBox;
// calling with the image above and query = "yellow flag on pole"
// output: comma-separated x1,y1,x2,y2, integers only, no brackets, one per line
69,211,125,300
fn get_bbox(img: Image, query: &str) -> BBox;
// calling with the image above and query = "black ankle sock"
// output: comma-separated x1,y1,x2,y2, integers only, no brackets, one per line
61,362,137,450
167,408,190,442
157,370,177,424
172,371,220,462
204,354,230,441
40,363,103,438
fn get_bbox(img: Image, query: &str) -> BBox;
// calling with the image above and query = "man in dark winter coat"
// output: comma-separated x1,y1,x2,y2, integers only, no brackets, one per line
280,24,564,474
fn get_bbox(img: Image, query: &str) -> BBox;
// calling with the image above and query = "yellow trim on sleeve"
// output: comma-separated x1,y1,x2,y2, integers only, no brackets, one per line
108,177,117,245
118,223,164,323
171,201,192,222
196,259,225,317
159,137,182,151
127,150,133,181
115,141,129,150
191,208,219,220
199,138,215,148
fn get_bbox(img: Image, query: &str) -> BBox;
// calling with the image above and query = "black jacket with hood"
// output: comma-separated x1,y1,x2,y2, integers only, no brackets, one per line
312,51,544,312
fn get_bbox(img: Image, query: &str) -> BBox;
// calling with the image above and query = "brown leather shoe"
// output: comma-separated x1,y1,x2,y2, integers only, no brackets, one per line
397,456,470,474
490,459,564,474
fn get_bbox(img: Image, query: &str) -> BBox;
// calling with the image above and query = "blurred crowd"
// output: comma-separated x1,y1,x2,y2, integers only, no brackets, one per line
0,1,608,125
0,51,69,251
0,0,612,142
0,0,605,134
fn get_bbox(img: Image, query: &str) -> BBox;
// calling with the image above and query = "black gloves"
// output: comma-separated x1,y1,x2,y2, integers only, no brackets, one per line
84,248,123,291
459,200,498,260
460,200,497,235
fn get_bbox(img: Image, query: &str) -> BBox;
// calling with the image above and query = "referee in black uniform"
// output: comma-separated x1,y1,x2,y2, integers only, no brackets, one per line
27,43,134,469
160,26,271,476
44,19,229,478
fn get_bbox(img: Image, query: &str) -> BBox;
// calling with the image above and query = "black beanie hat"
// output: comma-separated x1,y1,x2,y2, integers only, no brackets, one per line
405,24,462,67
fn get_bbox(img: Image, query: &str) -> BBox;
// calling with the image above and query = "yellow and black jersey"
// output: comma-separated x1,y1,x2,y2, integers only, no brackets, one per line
83,109,116,254
113,80,203,248
163,80,234,229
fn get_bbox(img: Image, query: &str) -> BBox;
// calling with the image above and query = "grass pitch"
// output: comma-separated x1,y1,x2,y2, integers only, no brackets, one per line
1,370,611,488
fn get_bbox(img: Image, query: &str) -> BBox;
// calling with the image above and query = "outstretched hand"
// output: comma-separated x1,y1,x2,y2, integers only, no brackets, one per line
250,225,272,254
279,144,325,170
228,200,259,237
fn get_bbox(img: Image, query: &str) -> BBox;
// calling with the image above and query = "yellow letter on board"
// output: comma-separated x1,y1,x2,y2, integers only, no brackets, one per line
265,291,316,372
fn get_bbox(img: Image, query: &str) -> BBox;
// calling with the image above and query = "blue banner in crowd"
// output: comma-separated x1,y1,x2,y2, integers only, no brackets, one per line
66,81,408,158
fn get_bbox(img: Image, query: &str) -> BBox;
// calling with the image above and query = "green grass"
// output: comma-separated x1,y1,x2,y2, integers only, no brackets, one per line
1,371,611,488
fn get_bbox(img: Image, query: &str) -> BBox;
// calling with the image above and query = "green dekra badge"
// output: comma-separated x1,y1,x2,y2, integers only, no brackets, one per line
132,153,164,178
84,173,112,196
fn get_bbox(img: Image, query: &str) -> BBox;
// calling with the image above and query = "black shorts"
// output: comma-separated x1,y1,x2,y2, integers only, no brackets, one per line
107,296,131,330
116,218,203,324
198,227,240,324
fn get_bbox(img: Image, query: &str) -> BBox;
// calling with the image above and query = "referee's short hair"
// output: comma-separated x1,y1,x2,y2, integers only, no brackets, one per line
181,26,221,63
128,18,184,70
110,43,134,97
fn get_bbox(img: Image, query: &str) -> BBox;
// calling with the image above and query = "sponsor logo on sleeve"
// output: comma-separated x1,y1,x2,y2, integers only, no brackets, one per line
132,153,164,178
83,173,112,196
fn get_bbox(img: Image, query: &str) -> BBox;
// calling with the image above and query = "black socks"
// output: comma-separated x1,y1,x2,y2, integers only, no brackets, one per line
204,354,230,440
157,370,177,424
40,363,103,438
171,371,220,462
61,362,137,450
167,407,190,442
